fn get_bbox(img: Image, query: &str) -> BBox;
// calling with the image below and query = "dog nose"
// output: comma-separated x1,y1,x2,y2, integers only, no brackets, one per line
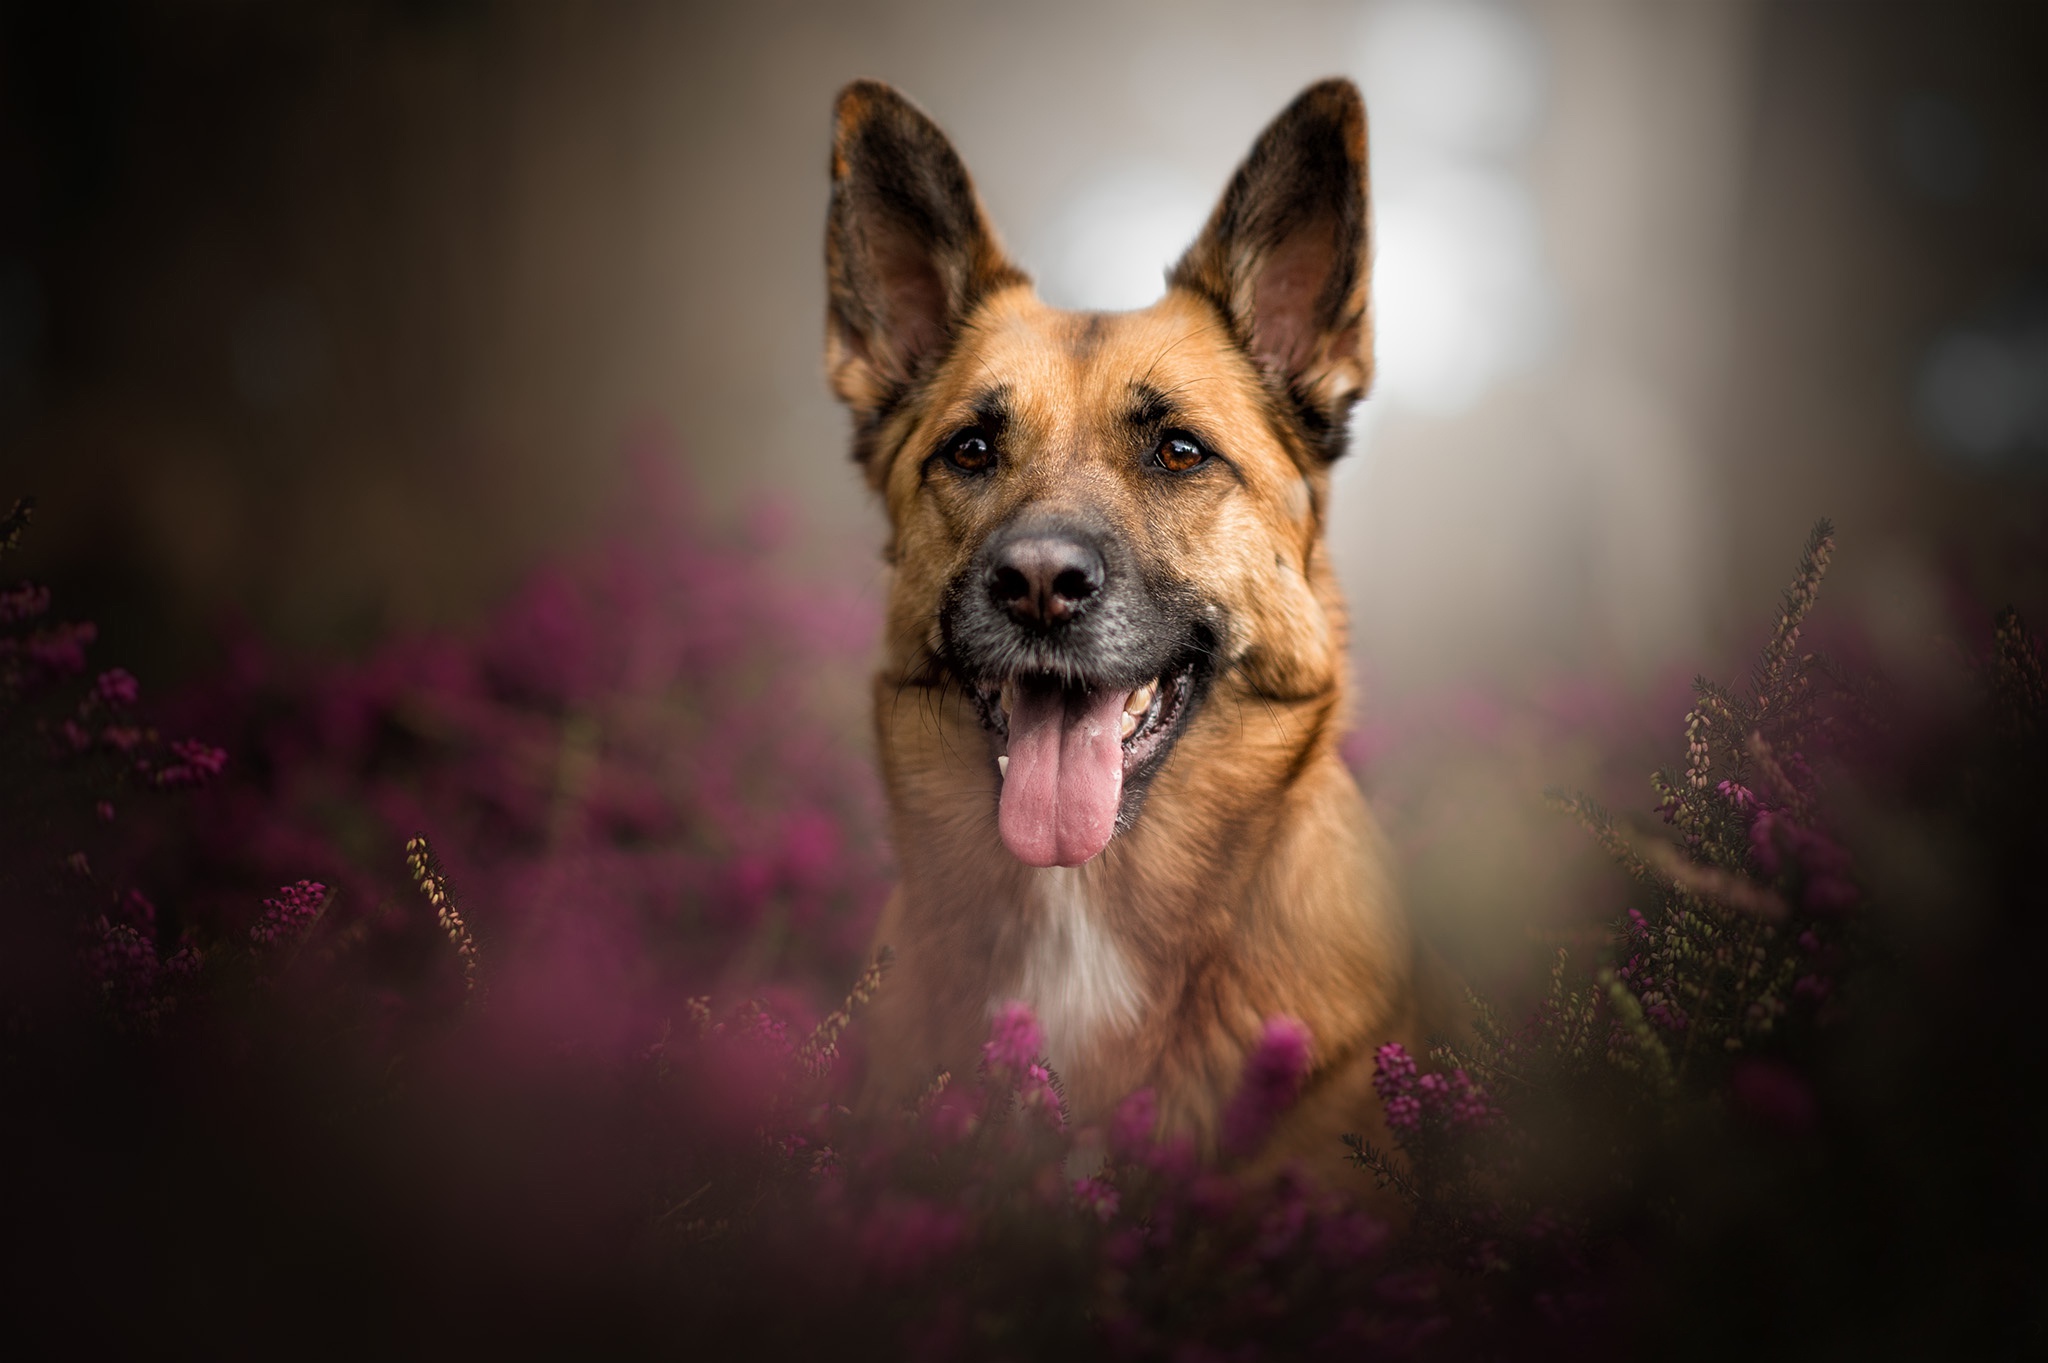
987,534,1104,626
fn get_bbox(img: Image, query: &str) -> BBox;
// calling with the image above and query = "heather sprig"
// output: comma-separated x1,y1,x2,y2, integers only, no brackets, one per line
1559,519,1854,1072
794,944,892,1076
250,879,330,950
0,496,30,557
404,835,480,1001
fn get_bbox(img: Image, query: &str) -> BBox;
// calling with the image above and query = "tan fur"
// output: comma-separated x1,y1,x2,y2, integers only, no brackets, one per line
826,80,1449,1176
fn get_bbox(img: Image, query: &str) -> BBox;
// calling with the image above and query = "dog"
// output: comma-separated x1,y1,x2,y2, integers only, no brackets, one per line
824,77,1453,1173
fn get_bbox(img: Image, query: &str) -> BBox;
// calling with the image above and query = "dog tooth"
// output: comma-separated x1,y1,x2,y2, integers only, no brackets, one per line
1119,711,1139,740
1124,682,1156,716
997,754,1008,778
999,680,1016,716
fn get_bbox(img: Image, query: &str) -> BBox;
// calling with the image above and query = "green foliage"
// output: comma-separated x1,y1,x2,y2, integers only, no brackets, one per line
1374,520,1862,1270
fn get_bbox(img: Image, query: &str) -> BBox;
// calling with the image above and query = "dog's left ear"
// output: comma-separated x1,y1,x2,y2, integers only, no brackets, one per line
826,81,1028,434
1171,79,1372,457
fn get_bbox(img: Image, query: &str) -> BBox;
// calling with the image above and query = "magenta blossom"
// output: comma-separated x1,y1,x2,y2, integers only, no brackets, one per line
1110,1087,1159,1160
981,1000,1045,1073
95,668,139,707
1372,1041,1499,1140
250,880,328,949
1072,1176,1120,1222
1222,1016,1313,1157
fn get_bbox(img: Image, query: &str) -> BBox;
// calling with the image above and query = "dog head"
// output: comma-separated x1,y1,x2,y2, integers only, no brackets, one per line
826,80,1372,869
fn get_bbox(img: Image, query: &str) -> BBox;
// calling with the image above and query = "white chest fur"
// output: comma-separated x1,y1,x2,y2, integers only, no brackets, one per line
999,865,1145,1069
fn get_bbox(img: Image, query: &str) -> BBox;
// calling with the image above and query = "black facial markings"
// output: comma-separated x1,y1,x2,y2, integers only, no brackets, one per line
1121,381,1245,485
920,385,1013,482
1070,312,1108,359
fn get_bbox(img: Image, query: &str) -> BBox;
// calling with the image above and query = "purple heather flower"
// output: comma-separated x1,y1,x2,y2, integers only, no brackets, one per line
1016,1060,1066,1132
24,621,95,675
250,880,327,948
94,668,139,707
1222,1016,1313,1157
1716,779,1758,811
1109,1087,1159,1160
0,581,50,624
1072,1176,1120,1222
981,1000,1045,1073
1370,1041,1419,1110
153,739,229,788
727,1007,794,1062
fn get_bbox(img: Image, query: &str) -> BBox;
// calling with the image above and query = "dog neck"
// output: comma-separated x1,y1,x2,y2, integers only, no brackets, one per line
1000,864,1146,1066
871,672,1409,1134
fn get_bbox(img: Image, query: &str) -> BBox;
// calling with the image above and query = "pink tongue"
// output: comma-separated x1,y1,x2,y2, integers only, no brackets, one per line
999,685,1130,868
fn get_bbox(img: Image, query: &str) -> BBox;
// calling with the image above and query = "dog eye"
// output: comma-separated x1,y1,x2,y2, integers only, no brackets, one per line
1154,435,1209,473
945,432,995,473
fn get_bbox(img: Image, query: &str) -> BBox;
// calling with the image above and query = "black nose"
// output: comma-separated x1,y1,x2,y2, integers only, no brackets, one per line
986,533,1105,627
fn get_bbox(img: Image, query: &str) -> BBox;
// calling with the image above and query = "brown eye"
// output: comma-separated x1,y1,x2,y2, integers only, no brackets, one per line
1155,435,1207,473
947,432,995,472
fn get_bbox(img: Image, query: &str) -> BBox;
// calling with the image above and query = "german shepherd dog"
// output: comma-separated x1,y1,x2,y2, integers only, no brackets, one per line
826,78,1450,1172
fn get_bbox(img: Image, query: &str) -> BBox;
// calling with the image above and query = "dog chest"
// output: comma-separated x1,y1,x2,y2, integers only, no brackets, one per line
998,866,1145,1072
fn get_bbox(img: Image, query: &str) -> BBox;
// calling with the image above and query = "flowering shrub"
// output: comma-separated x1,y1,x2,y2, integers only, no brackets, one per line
5,485,2045,1358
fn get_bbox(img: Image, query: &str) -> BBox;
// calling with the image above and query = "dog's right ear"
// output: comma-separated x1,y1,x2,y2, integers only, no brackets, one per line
826,81,1026,441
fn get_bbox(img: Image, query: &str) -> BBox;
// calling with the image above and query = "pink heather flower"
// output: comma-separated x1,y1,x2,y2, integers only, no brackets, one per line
95,800,114,823
1222,1016,1313,1157
1373,1043,1498,1136
24,621,95,675
94,668,139,707
153,739,229,788
1109,1088,1159,1160
727,1007,794,1062
1072,1176,1119,1222
84,917,158,1000
1016,1060,1066,1132
1716,779,1757,811
0,581,50,624
250,880,327,948
1371,1041,1419,1104
981,1000,1045,1073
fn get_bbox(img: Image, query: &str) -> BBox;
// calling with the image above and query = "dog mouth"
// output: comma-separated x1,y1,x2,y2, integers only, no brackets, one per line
969,661,1198,869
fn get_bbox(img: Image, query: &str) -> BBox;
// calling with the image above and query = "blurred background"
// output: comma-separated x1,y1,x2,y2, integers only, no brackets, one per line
2,0,2044,985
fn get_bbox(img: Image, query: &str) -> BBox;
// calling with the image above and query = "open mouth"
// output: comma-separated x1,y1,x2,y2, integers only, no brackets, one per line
970,662,1198,869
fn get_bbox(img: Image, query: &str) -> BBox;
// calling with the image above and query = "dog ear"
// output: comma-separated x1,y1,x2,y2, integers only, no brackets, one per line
825,81,1027,429
1171,79,1373,458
